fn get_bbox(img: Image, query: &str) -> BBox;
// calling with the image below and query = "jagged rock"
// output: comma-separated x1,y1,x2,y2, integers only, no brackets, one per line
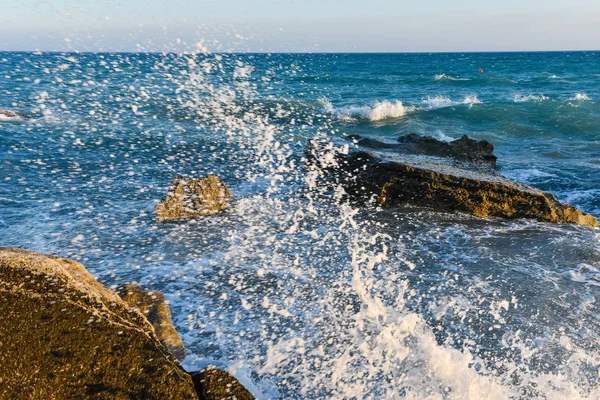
155,175,233,223
0,248,199,399
305,136,598,228
117,284,186,360
0,109,27,120
349,133,497,171
191,368,255,400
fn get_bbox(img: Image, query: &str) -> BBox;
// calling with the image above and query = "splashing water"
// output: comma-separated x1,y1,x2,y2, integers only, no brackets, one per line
2,50,600,399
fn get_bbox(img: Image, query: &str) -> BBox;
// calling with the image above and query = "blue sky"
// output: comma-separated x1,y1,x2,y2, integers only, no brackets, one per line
2,0,600,52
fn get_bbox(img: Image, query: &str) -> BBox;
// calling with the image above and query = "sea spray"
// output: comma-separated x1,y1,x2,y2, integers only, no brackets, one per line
166,50,600,399
3,51,600,399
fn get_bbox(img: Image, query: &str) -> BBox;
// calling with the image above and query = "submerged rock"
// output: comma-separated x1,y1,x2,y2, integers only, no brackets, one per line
306,136,598,228
0,248,198,399
0,109,27,121
117,284,186,360
191,368,255,400
155,175,233,223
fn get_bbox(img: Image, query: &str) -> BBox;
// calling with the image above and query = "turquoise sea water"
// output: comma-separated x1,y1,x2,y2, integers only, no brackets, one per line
2,52,600,398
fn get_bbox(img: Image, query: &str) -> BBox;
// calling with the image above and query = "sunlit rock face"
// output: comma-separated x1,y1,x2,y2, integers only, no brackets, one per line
0,248,199,399
117,283,186,360
155,175,234,223
306,135,598,228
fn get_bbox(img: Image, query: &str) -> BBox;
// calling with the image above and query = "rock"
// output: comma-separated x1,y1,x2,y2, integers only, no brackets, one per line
305,137,598,228
349,133,497,171
155,175,233,223
191,368,255,400
117,284,186,360
0,248,199,399
0,109,27,121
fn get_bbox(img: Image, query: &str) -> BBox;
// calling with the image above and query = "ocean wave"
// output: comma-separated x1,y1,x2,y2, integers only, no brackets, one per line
422,95,481,109
513,94,549,103
563,263,600,286
434,73,470,81
570,93,592,101
321,98,415,122
502,168,557,184
321,95,481,122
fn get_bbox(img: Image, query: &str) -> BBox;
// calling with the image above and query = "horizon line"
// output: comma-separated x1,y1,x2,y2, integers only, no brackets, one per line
0,49,599,55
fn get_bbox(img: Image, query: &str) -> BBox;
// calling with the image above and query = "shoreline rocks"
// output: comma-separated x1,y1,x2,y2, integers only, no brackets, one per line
155,175,233,223
305,134,598,228
0,248,254,399
117,284,186,360
191,368,255,400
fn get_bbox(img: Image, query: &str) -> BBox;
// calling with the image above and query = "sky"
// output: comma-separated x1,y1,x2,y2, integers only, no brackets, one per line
1,0,600,52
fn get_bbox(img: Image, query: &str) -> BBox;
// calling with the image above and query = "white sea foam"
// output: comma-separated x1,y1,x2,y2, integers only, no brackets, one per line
323,99,415,121
513,94,549,103
434,73,470,81
570,93,592,101
422,95,481,109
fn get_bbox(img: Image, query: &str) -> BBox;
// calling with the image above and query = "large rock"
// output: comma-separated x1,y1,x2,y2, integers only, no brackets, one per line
0,248,199,399
306,136,598,228
191,368,255,400
349,133,497,171
117,284,186,360
155,175,233,223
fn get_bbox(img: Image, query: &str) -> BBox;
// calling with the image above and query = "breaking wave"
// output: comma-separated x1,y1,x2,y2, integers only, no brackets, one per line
434,73,470,81
320,98,415,121
570,93,592,101
513,94,550,103
422,95,481,109
321,95,481,122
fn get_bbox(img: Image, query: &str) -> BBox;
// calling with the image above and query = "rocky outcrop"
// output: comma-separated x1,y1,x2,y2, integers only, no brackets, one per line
0,248,256,399
155,175,233,223
305,135,598,228
0,109,27,121
0,248,198,399
191,368,255,400
117,284,186,360
349,133,497,171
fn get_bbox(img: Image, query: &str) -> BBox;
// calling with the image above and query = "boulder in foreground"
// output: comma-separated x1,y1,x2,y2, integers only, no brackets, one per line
306,135,598,228
0,248,198,399
155,175,233,223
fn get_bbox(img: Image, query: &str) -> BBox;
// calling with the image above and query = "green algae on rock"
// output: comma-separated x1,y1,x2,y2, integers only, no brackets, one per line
155,175,234,223
305,137,598,228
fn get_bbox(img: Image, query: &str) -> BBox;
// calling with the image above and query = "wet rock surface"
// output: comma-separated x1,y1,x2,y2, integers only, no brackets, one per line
349,133,497,172
117,284,186,360
0,248,199,399
0,109,28,120
155,175,234,223
306,135,598,228
191,368,255,400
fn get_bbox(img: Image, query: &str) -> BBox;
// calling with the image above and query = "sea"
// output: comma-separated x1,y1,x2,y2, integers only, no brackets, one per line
1,51,600,399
